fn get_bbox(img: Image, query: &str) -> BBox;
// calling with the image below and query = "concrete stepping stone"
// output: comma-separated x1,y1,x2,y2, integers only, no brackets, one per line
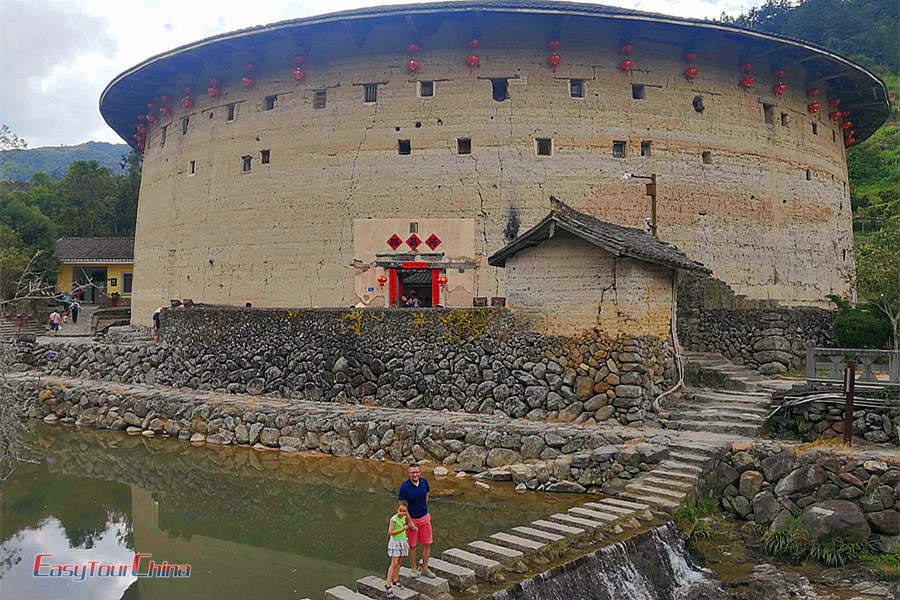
583,502,634,516
651,469,700,482
660,461,703,474
622,490,681,511
466,540,527,571
547,512,605,534
530,519,585,539
668,451,710,465
441,548,503,583
642,476,695,491
425,558,478,591
625,483,687,501
324,585,371,600
599,498,651,511
568,506,619,523
592,499,654,521
489,532,547,556
510,526,565,544
397,567,451,599
357,575,422,600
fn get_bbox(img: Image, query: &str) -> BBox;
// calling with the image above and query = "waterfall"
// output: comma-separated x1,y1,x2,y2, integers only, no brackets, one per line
488,522,728,600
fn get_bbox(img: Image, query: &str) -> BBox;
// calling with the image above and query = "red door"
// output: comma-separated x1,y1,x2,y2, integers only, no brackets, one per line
431,269,440,307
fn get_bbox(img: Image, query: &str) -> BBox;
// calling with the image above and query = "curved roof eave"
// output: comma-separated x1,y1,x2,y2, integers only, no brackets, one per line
100,0,890,146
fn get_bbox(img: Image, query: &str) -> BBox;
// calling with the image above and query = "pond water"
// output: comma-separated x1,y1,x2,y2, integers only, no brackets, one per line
0,424,587,600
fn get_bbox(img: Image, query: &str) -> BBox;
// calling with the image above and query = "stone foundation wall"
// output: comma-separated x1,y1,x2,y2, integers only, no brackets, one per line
18,307,676,427
708,441,899,550
16,375,670,495
773,400,899,445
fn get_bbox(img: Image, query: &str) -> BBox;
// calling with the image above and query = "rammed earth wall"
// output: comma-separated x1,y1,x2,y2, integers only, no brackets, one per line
16,307,676,427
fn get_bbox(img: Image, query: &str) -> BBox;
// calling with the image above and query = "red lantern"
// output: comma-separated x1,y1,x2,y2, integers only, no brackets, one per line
377,274,388,287
146,102,158,111
684,66,698,82
138,114,148,122
406,42,420,53
181,97,193,109
292,68,305,82
207,86,220,98
773,69,785,79
829,111,842,121
741,76,755,90
467,38,481,49
840,121,852,129
137,142,145,152
466,54,480,68
135,123,147,133
160,95,172,103
843,129,855,137
183,85,193,94
620,43,632,55
133,133,145,142
806,88,820,98
146,114,157,124
293,55,306,65
773,82,787,96
830,98,841,107
160,107,172,117
740,62,753,73
242,76,254,88
619,59,634,73
684,51,698,62
841,110,850,118
245,63,257,72
547,53,561,72
209,78,221,88
807,101,821,113
438,274,448,286
406,58,420,74
845,138,855,147
548,39,561,51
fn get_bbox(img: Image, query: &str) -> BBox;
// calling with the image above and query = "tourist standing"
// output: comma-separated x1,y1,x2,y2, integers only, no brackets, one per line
398,463,434,578
49,311,61,335
384,500,416,597
70,300,80,325
60,293,70,314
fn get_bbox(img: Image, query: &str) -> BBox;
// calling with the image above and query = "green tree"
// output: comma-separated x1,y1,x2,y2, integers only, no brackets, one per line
854,220,900,349
53,160,116,237
111,150,142,236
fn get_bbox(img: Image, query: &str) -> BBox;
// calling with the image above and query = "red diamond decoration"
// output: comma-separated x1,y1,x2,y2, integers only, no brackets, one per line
425,233,441,250
406,234,422,250
387,234,402,250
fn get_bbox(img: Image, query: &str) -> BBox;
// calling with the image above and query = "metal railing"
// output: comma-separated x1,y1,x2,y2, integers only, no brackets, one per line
806,347,900,386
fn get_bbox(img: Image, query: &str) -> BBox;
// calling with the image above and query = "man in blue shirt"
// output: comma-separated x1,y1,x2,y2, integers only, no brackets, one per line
398,462,434,578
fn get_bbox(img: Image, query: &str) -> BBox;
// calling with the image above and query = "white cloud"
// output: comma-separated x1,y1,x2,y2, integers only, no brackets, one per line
1,0,765,147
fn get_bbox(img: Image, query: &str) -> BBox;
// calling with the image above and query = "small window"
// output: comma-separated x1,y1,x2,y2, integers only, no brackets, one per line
182,117,189,135
491,78,509,102
843,181,846,195
398,139,411,155
160,125,167,147
188,160,195,175
763,103,774,126
242,156,252,172
832,130,836,143
692,96,705,113
457,138,472,155
264,95,277,110
364,83,378,103
261,150,270,165
805,168,811,180
612,140,626,159
409,222,418,234
640,141,651,157
226,104,236,121
122,273,133,295
632,84,645,100
811,122,818,135
702,151,713,165
536,138,552,156
781,112,789,127
569,79,584,98
419,81,434,98
314,90,327,109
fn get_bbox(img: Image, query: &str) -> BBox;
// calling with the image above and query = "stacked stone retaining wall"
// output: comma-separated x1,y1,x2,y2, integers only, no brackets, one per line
773,399,900,445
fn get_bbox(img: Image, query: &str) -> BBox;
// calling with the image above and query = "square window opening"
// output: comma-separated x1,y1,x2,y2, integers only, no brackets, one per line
781,112,789,127
398,139,411,155
491,78,509,102
123,273,133,295
226,104,235,121
805,168,811,180
640,141,651,157
763,103,774,125
536,138,552,156
364,83,378,103
612,140,626,159
632,84,645,100
419,81,434,98
832,130,836,143
261,150,270,164
182,117,189,135
702,150,713,165
314,90,327,109
409,222,418,234
570,79,584,98
264,95,277,110
457,138,472,155
160,125,167,147
812,122,818,135
188,160,195,175
241,156,252,172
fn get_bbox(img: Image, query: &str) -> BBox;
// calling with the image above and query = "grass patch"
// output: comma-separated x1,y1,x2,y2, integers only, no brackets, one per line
761,514,877,567
674,495,719,542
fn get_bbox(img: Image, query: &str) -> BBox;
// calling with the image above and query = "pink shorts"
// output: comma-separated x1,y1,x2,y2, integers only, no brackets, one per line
407,514,432,547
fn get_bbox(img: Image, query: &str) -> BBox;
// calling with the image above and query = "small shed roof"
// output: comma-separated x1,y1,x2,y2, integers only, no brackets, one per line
488,198,709,272
57,238,135,264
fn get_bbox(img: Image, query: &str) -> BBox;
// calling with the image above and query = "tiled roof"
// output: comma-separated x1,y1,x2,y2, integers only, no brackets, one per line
57,238,134,263
488,197,709,272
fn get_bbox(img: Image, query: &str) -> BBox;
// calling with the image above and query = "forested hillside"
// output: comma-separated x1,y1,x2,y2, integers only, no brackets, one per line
0,141,130,181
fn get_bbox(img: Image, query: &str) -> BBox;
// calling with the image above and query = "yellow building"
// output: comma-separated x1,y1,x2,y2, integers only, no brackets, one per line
56,238,135,305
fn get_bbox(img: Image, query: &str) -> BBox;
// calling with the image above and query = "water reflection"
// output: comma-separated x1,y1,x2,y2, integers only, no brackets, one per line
1,424,585,600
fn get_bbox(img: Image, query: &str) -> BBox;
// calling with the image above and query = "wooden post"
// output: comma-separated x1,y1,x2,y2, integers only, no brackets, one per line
843,360,856,445
645,173,658,238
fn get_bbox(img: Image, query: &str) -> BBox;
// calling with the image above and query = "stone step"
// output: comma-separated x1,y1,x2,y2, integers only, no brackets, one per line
397,567,451,599
648,469,700,482
466,541,525,569
425,558,478,592
529,519,586,539
357,575,422,600
667,451,711,465
489,532,547,556
673,404,769,418
510,526,566,544
568,506,619,523
590,499,654,520
667,420,762,435
641,476,695,492
621,490,682,511
625,483,688,501
547,512,605,534
440,548,502,583
325,585,372,600
582,501,635,517
659,460,703,474
598,498,651,511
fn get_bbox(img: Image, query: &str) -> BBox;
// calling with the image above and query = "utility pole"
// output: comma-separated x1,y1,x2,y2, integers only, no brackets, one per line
622,173,658,238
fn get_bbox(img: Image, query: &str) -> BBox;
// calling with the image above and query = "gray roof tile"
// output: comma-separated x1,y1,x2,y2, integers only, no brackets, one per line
57,238,134,262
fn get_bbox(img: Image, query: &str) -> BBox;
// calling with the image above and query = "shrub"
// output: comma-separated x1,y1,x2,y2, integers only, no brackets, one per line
828,295,892,349
761,514,877,567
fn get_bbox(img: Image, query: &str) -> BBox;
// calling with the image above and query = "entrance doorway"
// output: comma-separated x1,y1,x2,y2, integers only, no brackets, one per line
74,267,107,304
387,264,443,307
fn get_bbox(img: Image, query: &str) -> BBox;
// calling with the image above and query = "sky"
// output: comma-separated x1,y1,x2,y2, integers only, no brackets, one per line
1,0,765,148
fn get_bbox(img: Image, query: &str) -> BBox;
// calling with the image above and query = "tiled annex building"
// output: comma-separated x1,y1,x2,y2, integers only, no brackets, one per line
98,1,891,326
